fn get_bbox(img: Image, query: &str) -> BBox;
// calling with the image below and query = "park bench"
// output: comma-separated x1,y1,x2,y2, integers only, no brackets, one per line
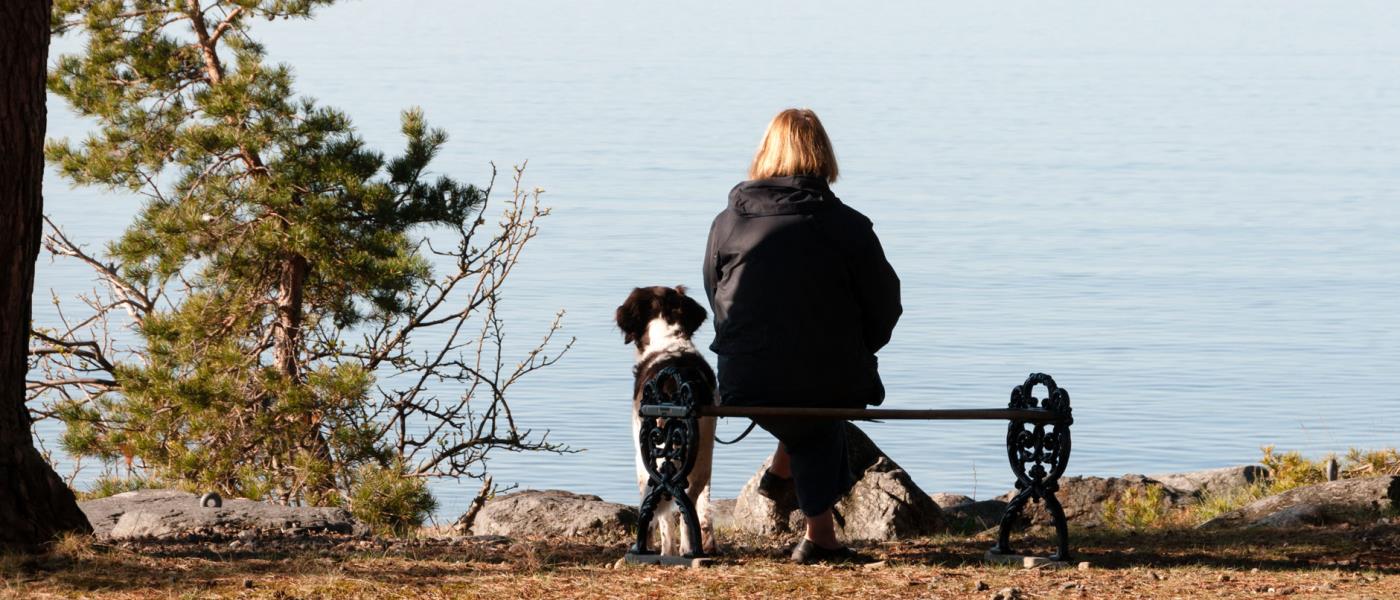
624,371,1075,566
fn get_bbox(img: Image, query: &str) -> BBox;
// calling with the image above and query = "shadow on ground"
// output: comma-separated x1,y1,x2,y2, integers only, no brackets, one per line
884,523,1400,574
3,523,1398,596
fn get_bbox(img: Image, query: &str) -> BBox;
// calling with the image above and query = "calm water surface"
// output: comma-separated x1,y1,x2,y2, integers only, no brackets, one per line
35,1,1400,518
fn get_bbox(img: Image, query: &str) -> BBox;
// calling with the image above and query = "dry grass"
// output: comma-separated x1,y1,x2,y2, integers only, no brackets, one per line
1095,446,1400,533
2,524,1398,599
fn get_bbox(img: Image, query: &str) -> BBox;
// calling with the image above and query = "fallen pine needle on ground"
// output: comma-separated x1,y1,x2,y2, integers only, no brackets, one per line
2,524,1397,599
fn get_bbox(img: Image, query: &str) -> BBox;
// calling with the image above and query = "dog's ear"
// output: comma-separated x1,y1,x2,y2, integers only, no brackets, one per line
670,285,708,338
615,287,652,347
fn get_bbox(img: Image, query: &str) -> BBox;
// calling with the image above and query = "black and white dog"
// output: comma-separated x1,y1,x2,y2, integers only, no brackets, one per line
615,285,716,555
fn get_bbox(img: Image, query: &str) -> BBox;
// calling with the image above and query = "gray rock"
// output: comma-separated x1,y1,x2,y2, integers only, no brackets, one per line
831,457,943,540
733,423,943,541
944,499,1009,531
111,511,175,539
709,498,737,531
80,489,187,535
80,489,361,540
469,489,637,538
732,454,793,536
1149,465,1269,496
998,475,1186,527
929,492,1006,532
992,586,1022,600
1249,503,1327,528
930,493,974,508
1199,476,1400,529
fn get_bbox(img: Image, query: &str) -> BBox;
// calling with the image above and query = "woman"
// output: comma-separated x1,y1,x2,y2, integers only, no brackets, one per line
702,108,901,563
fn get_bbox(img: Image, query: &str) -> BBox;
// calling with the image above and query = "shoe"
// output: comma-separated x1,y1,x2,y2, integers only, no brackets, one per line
789,539,868,565
757,470,798,512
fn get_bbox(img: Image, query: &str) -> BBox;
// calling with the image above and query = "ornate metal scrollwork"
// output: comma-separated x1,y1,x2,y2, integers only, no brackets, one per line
992,372,1074,561
632,366,706,558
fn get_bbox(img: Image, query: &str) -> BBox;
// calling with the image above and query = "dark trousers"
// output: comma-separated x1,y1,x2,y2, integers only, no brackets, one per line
752,417,853,517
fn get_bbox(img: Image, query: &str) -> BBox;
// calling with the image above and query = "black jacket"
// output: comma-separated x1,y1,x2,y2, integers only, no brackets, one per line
703,175,901,408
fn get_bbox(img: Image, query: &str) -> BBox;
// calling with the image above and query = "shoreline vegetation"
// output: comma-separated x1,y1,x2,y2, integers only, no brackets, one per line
1104,446,1400,531
5,447,1398,598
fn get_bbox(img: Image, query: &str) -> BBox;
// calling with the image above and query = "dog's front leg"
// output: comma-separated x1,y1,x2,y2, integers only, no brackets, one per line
696,485,715,555
695,415,717,554
657,502,677,556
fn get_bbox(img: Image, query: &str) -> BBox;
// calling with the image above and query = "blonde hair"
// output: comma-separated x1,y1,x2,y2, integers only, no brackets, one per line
748,108,839,183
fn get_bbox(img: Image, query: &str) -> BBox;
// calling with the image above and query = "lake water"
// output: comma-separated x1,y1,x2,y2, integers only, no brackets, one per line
35,1,1400,520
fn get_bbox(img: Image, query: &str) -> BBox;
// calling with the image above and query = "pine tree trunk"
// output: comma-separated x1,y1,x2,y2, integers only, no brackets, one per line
274,254,307,381
0,0,95,552
274,252,336,497
192,0,332,496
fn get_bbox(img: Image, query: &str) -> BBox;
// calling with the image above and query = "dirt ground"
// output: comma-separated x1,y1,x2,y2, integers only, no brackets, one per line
3,524,1398,599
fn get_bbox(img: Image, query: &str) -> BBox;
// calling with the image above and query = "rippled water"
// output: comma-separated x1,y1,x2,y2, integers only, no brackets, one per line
35,1,1400,519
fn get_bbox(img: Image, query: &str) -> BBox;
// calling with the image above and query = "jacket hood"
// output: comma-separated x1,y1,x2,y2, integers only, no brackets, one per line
728,175,838,217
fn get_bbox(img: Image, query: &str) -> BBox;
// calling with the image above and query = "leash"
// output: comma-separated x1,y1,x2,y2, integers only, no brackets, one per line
714,419,758,445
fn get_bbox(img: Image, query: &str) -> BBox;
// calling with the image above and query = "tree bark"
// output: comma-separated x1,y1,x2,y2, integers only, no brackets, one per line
0,0,95,552
273,254,307,381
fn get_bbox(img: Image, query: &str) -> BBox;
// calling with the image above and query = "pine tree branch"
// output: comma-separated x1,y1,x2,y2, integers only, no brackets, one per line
185,0,224,84
208,6,243,45
43,217,154,319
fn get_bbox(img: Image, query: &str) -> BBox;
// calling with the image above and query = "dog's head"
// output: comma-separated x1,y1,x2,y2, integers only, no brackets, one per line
615,285,708,351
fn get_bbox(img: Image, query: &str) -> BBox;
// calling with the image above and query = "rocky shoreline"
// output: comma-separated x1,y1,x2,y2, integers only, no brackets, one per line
80,463,1400,545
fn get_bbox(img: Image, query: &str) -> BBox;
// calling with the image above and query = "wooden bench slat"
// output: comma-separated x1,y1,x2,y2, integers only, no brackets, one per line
657,405,1067,423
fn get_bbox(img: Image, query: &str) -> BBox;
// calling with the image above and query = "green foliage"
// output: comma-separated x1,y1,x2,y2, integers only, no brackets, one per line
1179,446,1400,527
1102,483,1174,531
76,474,153,501
37,0,571,530
1183,481,1270,525
1064,445,1400,532
1258,446,1400,488
1259,445,1328,495
1342,448,1400,477
348,464,438,536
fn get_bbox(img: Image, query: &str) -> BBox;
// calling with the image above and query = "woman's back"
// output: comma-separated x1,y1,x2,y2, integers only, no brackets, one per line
703,174,900,408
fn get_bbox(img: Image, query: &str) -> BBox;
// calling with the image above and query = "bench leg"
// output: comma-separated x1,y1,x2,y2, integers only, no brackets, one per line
990,373,1074,562
633,477,704,557
991,487,1033,556
633,480,662,555
1043,486,1071,562
628,367,707,560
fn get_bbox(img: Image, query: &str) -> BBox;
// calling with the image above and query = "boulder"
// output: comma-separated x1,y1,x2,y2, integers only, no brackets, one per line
469,489,637,538
999,475,1187,527
829,457,944,540
709,498,737,531
930,493,974,508
943,500,1009,532
1200,476,1400,529
733,423,943,541
732,454,795,536
79,489,362,540
1149,465,1269,496
927,493,1007,531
